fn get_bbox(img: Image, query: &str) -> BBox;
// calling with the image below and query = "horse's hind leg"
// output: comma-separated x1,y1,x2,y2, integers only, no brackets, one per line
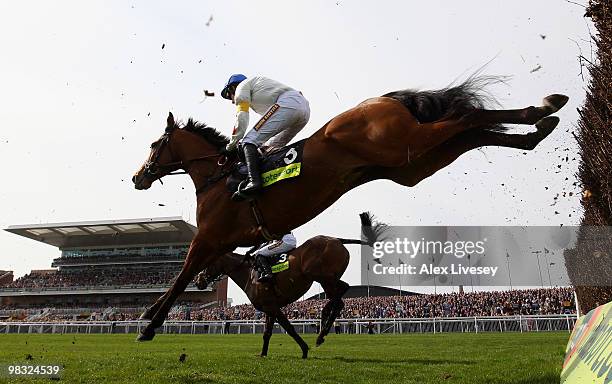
319,300,334,332
386,116,560,187
316,298,345,347
409,95,568,159
275,310,309,359
467,94,568,126
316,280,349,346
261,314,276,357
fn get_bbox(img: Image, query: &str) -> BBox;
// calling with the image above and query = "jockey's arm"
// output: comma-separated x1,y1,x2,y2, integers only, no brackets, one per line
227,103,250,150
226,83,252,150
281,232,297,249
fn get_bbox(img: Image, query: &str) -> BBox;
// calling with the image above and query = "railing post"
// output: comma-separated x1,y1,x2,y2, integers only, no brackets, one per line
474,317,478,334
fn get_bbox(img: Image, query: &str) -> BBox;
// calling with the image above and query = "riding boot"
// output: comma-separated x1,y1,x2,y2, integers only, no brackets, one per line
255,255,273,283
238,143,263,195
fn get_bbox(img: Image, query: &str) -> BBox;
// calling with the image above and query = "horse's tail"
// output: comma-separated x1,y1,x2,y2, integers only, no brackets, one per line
382,73,507,129
337,212,389,247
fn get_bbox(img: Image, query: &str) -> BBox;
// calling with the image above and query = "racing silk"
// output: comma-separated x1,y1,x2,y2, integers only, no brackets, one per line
254,232,297,257
228,76,295,150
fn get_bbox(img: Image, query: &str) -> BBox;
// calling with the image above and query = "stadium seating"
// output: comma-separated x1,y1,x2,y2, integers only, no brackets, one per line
166,287,575,321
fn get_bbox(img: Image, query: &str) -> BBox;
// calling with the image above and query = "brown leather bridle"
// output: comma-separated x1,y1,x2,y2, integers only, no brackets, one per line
143,126,232,193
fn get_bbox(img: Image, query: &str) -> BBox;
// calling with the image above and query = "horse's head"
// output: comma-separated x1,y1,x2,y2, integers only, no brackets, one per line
194,252,251,290
194,257,226,290
132,112,230,190
132,112,182,190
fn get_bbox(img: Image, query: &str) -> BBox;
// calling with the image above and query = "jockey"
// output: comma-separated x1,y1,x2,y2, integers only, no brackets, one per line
221,74,310,198
252,232,297,283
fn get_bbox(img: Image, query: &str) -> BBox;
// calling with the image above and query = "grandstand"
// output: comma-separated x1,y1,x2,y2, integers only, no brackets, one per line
1,217,227,320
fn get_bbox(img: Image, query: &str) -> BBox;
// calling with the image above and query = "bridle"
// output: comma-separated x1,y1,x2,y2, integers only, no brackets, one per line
200,252,252,288
143,126,233,193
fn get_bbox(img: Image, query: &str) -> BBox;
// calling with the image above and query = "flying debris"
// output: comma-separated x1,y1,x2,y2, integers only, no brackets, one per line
530,64,542,73
205,15,213,27
161,43,165,50
200,89,216,103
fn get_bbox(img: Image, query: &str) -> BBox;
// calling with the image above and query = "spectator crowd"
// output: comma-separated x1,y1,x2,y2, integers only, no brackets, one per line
168,287,575,321
5,267,181,289
1,287,575,322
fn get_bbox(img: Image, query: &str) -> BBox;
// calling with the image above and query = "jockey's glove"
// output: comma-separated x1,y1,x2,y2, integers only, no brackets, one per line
221,144,238,157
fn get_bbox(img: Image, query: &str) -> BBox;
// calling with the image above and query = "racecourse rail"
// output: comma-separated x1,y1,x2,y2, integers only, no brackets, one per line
0,314,577,335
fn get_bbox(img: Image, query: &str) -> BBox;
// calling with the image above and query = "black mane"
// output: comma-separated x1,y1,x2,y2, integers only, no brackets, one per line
179,118,229,150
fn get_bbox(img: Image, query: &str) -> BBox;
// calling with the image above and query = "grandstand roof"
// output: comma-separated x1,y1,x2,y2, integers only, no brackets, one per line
4,217,197,249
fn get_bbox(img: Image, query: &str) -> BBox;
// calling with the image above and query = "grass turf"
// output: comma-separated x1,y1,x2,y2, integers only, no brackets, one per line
0,332,568,384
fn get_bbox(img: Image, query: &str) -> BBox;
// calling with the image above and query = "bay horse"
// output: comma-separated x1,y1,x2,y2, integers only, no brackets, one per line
132,76,568,341
193,212,385,358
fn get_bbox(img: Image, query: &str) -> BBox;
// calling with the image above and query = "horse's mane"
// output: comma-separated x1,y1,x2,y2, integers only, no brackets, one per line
178,118,229,150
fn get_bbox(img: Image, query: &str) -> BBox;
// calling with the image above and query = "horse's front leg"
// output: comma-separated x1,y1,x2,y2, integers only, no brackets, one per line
139,291,170,321
137,239,217,341
260,313,276,357
275,310,309,359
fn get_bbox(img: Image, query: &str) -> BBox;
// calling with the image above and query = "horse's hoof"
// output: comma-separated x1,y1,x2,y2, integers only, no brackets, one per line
316,337,325,347
535,116,560,137
543,94,569,113
301,346,309,359
136,329,155,342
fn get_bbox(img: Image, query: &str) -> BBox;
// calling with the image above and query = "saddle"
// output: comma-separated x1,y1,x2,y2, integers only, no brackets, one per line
265,253,290,274
226,140,306,195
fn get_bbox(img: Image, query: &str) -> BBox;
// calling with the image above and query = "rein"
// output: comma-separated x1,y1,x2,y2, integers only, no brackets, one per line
144,128,234,193
207,252,252,287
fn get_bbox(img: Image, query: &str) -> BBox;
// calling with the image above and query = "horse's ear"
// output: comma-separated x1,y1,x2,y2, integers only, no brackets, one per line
167,112,175,128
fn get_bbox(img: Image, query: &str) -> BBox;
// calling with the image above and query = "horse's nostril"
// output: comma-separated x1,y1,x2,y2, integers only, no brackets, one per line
132,175,137,183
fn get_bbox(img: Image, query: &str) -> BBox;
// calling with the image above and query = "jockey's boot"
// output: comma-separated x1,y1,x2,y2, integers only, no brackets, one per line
255,254,274,283
238,143,263,195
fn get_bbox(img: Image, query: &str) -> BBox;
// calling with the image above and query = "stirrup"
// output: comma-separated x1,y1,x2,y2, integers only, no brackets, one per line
231,179,260,202
239,178,262,194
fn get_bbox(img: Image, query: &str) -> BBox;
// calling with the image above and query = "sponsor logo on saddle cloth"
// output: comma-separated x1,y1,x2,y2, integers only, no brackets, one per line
259,139,305,188
270,253,289,274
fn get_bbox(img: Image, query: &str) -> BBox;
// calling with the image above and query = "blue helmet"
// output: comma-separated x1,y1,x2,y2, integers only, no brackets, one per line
221,73,247,99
